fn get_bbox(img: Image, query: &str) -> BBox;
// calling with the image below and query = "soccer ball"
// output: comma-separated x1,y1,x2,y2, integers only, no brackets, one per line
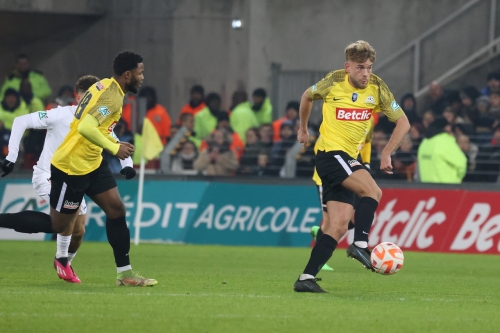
370,242,404,275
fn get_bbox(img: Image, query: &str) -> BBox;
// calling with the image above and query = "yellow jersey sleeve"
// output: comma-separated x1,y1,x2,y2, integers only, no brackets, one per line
87,86,124,125
307,71,340,101
376,78,405,122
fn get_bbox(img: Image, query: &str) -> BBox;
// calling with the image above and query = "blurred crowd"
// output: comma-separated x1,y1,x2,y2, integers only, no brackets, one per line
1,53,500,183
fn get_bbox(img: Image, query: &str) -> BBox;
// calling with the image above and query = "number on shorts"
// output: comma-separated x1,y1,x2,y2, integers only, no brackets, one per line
74,91,92,120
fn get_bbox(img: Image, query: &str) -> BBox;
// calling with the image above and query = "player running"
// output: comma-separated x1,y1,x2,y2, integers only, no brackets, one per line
0,51,156,286
293,41,410,293
310,118,373,272
0,75,135,283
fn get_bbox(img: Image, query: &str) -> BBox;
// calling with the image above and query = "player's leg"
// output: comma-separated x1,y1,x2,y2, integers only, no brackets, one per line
86,161,156,287
341,168,381,269
49,165,87,282
68,199,87,262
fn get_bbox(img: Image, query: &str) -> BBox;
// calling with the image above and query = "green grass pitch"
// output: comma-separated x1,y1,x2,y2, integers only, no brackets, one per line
0,241,499,333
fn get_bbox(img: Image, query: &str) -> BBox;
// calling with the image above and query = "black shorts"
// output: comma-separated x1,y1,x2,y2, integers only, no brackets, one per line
50,160,117,214
316,150,365,206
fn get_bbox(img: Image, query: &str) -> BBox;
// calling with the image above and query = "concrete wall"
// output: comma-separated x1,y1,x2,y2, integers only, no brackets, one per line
1,0,494,121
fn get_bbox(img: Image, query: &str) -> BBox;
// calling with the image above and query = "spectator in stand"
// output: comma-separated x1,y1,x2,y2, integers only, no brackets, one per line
253,149,273,177
0,54,52,102
409,122,424,151
0,88,29,130
273,101,299,142
19,79,45,113
214,112,244,160
269,121,296,176
393,134,416,181
251,88,272,125
376,113,395,134
481,70,500,96
428,81,448,115
238,127,265,175
171,140,198,174
447,91,463,117
457,134,478,182
422,110,435,130
259,123,274,148
139,86,172,145
194,129,239,176
194,92,225,141
400,93,420,124
473,126,500,182
417,117,466,183
461,86,481,112
443,106,464,125
370,126,391,180
178,113,201,148
45,85,77,110
489,91,500,119
178,85,205,122
230,90,259,143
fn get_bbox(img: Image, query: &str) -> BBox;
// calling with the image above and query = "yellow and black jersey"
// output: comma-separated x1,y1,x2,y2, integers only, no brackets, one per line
308,69,404,158
52,78,124,175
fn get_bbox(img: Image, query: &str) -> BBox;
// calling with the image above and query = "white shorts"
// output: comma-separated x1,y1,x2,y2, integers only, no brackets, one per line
33,170,87,215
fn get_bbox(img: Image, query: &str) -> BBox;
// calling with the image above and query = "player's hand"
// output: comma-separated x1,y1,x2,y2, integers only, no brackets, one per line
120,166,136,179
380,153,393,174
115,142,135,160
0,159,15,177
297,127,309,148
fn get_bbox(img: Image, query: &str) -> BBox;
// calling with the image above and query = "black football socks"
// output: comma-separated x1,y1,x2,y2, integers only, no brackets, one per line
354,197,378,243
0,211,54,233
106,216,131,268
303,234,338,276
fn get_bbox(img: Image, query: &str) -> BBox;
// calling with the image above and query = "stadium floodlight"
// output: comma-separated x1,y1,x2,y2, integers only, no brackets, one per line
231,19,243,29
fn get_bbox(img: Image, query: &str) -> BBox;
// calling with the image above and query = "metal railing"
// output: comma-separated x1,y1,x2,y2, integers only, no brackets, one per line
376,0,498,94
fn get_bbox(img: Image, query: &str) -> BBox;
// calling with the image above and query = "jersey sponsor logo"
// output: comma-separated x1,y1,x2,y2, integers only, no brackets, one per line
352,93,358,102
63,200,80,210
108,121,117,133
311,84,317,92
336,108,372,121
96,82,105,91
38,111,48,120
364,96,376,104
391,101,400,111
98,106,110,117
348,159,361,167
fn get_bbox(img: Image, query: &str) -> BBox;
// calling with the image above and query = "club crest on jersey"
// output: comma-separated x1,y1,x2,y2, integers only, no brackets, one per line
336,108,372,121
38,111,48,119
364,96,376,104
348,160,361,167
311,84,317,92
98,106,110,117
391,101,400,111
96,82,105,91
352,93,358,102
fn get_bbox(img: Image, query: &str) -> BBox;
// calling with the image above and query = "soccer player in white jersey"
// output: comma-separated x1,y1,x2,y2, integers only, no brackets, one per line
0,75,135,283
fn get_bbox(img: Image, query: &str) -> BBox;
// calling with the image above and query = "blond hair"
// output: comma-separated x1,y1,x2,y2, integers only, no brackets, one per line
345,40,376,63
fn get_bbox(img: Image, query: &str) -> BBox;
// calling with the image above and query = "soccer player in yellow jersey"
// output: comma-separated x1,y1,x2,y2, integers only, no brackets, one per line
293,41,410,293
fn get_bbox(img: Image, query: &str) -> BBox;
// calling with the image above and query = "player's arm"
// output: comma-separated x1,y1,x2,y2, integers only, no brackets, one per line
1,110,54,176
298,72,335,146
78,115,133,159
378,82,411,174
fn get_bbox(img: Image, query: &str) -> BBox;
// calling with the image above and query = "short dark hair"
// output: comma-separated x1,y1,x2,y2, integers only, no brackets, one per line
286,101,300,112
17,54,28,61
190,85,204,95
487,70,500,81
75,75,100,93
205,92,221,105
113,51,143,76
253,88,267,98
